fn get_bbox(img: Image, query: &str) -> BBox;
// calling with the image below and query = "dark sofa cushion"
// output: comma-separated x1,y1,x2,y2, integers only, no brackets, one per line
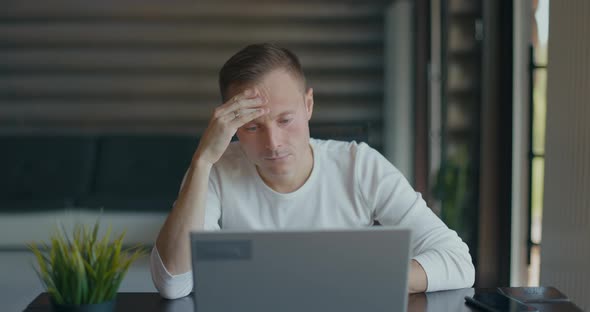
0,136,95,210
0,123,369,212
79,135,196,211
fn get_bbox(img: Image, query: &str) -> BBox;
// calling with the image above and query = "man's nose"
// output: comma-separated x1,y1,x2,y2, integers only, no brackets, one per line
264,126,281,150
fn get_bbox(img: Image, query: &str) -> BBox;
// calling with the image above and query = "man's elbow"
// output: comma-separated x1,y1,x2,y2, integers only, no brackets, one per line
464,261,475,288
155,283,192,300
453,245,475,289
150,267,193,300
439,251,476,291
455,258,475,289
150,246,193,299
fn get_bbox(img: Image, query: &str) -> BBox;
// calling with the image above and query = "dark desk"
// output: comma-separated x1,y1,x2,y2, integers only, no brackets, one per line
24,288,582,312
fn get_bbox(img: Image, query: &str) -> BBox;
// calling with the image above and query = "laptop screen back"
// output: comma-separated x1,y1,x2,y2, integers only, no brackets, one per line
190,227,411,312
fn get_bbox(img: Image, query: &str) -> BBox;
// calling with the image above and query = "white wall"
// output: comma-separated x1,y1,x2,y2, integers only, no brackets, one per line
540,1,590,310
0,210,164,247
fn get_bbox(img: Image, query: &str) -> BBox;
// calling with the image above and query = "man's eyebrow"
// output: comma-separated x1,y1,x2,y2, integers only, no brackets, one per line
244,111,296,125
275,111,295,117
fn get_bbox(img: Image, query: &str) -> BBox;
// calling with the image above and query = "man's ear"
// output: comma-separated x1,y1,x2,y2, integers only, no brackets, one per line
304,87,314,120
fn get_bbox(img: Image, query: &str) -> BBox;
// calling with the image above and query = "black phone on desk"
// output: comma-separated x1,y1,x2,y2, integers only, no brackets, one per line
464,292,539,312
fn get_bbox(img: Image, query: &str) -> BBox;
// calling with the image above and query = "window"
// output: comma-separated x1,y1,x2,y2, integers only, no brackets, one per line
527,0,549,287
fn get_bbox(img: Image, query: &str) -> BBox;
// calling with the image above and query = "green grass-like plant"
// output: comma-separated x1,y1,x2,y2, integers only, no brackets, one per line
28,220,146,305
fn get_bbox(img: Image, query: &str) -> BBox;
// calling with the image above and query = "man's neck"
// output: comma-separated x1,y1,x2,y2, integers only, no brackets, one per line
257,144,314,193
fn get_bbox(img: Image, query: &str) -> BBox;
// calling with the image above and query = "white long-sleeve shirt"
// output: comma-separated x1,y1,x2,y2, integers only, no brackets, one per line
151,139,475,299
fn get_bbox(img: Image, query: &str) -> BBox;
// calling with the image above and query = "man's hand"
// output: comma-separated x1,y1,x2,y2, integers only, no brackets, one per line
194,88,268,166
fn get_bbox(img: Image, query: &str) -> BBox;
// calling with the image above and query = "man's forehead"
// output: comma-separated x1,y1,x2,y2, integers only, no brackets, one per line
249,108,297,124
268,109,296,117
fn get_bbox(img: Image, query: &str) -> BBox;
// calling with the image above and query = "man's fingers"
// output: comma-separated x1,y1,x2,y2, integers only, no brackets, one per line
230,107,268,127
217,89,266,115
235,97,266,110
235,108,262,117
217,98,266,119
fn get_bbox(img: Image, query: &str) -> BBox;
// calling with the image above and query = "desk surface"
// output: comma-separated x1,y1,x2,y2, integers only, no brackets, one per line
24,288,583,312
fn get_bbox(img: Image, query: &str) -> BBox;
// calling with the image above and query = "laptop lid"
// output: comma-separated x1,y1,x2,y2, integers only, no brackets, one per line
190,227,412,312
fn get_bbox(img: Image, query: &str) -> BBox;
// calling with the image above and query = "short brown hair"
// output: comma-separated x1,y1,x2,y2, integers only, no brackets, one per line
218,43,306,102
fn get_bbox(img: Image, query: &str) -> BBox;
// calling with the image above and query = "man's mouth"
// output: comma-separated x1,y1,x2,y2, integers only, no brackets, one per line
264,154,290,161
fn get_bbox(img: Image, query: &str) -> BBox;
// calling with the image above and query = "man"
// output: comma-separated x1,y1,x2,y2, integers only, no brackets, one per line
151,43,475,299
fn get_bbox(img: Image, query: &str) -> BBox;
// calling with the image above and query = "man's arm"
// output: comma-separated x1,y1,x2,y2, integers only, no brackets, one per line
151,88,269,298
356,143,475,292
155,159,213,275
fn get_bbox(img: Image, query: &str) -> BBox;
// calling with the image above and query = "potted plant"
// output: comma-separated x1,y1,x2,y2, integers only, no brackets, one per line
28,220,146,312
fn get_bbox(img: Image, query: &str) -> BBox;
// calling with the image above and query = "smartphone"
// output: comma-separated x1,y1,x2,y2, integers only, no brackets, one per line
464,292,539,312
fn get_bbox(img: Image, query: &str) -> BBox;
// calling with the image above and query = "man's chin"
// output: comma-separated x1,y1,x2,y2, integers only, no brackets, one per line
259,164,292,177
266,167,292,177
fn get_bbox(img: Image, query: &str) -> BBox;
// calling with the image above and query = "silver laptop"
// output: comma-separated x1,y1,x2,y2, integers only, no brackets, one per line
190,227,412,312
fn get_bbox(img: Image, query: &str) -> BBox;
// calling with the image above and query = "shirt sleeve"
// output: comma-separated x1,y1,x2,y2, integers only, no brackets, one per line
355,143,475,292
150,245,193,299
150,168,222,299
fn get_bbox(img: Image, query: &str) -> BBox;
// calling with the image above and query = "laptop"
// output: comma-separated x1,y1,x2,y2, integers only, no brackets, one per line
190,227,412,312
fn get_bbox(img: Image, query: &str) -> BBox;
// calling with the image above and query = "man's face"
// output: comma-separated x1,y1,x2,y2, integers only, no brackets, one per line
234,69,314,179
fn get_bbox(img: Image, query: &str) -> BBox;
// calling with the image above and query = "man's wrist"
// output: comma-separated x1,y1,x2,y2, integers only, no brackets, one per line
409,259,428,293
192,155,214,171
